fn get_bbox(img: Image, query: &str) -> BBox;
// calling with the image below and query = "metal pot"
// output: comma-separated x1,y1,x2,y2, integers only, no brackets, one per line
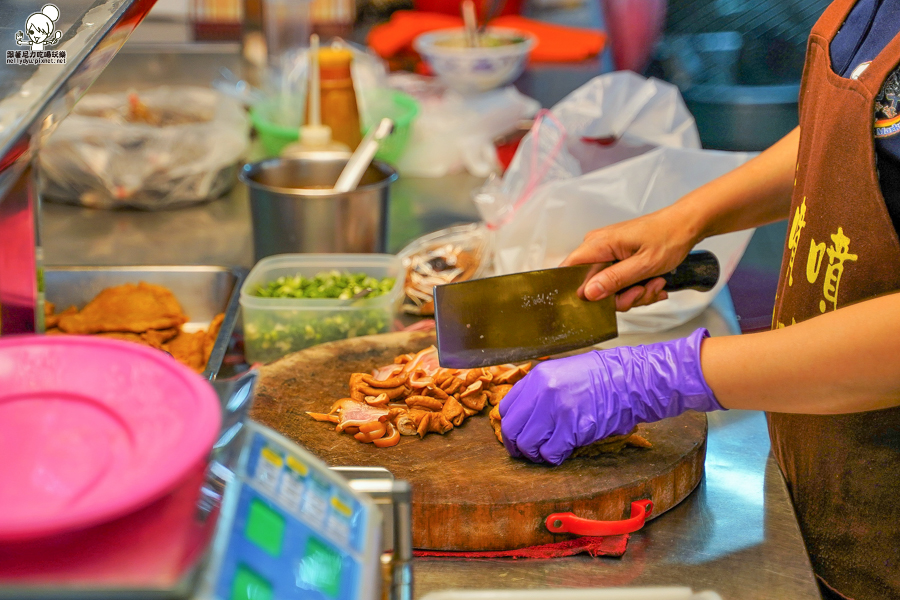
240,153,397,260
682,83,800,151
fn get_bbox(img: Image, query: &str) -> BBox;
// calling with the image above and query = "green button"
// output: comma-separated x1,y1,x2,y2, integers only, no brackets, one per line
245,499,285,557
230,564,273,600
297,536,343,598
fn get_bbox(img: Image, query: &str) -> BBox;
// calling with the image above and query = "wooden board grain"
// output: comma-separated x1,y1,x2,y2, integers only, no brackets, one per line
252,331,707,551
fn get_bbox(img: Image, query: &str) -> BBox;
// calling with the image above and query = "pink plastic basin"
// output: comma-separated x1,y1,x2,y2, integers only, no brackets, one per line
0,335,222,542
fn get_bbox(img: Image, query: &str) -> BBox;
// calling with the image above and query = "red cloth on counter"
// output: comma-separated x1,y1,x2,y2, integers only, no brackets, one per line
413,535,629,559
367,11,607,63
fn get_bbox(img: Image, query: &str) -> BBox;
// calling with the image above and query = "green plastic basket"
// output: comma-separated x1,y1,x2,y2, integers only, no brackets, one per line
249,98,301,157
249,89,419,164
362,89,419,164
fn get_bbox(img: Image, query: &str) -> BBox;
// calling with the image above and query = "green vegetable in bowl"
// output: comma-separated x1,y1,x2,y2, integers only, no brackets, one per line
252,271,396,300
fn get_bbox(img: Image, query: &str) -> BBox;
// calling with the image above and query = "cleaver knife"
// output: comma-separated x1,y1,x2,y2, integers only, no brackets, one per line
434,250,720,368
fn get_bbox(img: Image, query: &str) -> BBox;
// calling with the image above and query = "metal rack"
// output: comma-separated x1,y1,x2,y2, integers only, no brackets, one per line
0,0,159,336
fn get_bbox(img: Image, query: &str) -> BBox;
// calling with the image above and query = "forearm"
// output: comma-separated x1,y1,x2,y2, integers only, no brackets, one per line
672,127,800,244
702,292,900,414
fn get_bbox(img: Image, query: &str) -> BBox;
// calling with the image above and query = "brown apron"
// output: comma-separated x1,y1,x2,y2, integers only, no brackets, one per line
768,1,900,598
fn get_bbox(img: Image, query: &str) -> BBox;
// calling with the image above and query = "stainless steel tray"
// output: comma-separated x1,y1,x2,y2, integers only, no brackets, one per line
44,266,245,380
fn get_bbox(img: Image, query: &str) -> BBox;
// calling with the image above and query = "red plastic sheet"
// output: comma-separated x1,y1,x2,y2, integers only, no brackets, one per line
413,535,629,559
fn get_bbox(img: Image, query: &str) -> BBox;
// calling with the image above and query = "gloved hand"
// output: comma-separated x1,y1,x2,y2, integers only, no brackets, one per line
499,328,724,465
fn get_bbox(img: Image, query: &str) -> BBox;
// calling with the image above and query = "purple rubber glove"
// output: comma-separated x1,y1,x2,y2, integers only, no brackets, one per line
499,328,724,465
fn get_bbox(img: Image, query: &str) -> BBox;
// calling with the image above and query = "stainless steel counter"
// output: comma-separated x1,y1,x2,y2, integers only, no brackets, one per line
38,46,821,600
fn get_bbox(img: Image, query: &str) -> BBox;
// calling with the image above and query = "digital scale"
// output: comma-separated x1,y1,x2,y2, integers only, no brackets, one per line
196,421,384,600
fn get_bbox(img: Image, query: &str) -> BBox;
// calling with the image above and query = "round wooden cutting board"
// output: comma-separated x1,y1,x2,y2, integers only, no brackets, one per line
252,331,707,551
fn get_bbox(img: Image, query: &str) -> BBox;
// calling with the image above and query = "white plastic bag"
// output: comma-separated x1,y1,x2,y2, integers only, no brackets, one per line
391,74,541,178
552,70,700,148
39,86,249,209
476,73,755,333
474,72,701,235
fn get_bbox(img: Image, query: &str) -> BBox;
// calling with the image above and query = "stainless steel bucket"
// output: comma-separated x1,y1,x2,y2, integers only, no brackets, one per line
240,153,397,260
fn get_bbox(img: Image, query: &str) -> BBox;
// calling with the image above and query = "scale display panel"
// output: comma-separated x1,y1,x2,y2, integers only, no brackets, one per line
202,422,382,600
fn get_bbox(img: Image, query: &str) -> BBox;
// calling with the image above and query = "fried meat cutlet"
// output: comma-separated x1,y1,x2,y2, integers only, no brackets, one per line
164,330,207,373
142,327,180,347
94,331,155,346
202,313,225,367
50,283,224,374
45,304,77,329
92,328,180,350
58,282,187,334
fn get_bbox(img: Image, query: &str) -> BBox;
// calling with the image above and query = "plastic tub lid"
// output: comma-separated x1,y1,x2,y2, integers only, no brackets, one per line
0,336,222,542
240,253,404,311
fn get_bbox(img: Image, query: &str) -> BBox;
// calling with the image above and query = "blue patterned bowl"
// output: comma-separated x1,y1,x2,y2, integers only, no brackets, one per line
413,27,537,94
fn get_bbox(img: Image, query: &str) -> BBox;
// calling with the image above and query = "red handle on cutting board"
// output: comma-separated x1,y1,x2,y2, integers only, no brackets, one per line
545,500,653,536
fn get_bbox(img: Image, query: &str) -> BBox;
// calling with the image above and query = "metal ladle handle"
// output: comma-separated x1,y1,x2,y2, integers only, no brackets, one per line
332,118,393,194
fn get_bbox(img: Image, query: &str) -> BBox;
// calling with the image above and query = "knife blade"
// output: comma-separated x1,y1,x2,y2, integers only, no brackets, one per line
434,250,719,368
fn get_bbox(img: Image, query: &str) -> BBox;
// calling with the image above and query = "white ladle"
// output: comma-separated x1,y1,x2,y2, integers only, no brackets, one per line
332,118,394,194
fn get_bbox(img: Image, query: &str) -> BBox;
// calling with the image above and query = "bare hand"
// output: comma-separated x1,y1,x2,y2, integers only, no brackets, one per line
560,208,699,311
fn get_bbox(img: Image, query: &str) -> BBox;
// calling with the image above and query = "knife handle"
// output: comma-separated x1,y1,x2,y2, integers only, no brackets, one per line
638,250,720,292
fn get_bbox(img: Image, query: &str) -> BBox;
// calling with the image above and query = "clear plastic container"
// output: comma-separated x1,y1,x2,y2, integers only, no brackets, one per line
397,223,492,316
240,253,403,363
